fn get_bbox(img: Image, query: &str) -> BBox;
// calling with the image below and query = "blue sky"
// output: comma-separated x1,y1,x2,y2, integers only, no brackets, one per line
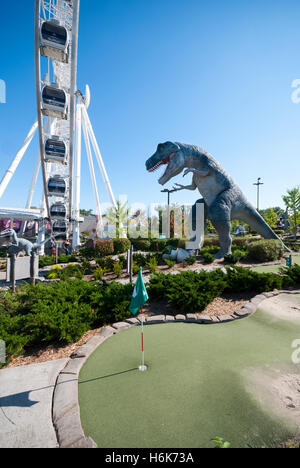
0,0,300,213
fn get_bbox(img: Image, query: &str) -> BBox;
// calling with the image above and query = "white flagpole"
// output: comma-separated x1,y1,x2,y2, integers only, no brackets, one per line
139,306,147,371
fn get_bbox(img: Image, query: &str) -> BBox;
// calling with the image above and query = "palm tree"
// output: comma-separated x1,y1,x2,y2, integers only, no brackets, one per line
282,187,300,239
80,209,94,217
103,201,129,239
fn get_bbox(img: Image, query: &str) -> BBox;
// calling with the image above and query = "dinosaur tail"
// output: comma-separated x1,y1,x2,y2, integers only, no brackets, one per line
236,204,291,252
32,233,62,251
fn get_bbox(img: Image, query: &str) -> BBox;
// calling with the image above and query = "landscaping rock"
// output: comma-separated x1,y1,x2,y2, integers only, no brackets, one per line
217,315,234,322
175,314,186,321
126,317,139,325
165,315,175,322
197,314,214,324
186,313,198,322
146,315,166,324
112,322,131,332
234,308,250,317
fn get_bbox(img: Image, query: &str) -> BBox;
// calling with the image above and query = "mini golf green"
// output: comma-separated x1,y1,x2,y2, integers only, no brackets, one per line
78,295,300,448
250,254,300,274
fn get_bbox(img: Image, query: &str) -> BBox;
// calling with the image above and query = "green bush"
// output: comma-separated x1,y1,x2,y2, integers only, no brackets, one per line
93,266,109,281
202,252,215,264
165,270,227,312
146,256,158,273
131,238,151,251
225,266,284,293
95,240,114,257
133,253,147,267
0,246,8,257
149,238,169,252
280,264,300,285
78,246,95,260
184,256,197,266
113,261,123,278
39,256,56,268
224,250,247,264
164,259,176,269
113,238,131,254
247,240,284,263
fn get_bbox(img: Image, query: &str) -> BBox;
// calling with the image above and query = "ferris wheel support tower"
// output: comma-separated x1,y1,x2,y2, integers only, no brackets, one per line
0,0,116,251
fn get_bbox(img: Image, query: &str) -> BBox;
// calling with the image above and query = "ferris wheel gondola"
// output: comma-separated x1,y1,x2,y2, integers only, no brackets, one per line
41,83,68,119
50,201,67,219
44,136,67,163
40,19,69,63
47,175,66,197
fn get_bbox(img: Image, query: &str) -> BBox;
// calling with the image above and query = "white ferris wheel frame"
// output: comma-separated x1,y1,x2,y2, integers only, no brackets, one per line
0,0,116,251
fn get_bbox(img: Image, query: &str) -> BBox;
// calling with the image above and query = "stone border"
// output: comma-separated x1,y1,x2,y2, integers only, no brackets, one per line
52,289,300,448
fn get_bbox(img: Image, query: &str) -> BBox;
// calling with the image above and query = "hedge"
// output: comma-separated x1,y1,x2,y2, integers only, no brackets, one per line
247,240,284,263
95,240,114,257
113,238,131,254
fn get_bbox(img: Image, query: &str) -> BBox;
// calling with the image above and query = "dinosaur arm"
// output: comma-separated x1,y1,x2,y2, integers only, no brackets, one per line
173,179,197,192
183,168,210,178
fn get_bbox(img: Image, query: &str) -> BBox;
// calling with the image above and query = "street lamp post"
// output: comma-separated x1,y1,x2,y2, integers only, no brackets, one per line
161,188,177,238
253,177,264,211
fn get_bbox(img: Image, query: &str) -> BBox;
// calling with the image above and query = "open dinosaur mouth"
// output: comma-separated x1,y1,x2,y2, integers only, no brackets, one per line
147,152,176,173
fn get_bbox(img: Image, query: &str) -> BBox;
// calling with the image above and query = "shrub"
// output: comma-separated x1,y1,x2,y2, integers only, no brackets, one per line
78,246,95,260
81,260,93,275
164,259,176,269
39,256,56,268
132,261,140,275
133,253,147,267
93,266,109,281
95,240,114,257
202,252,215,264
184,256,197,266
113,238,131,254
165,270,227,312
113,261,123,278
59,264,84,281
203,237,219,248
0,247,8,257
150,238,168,252
131,238,151,251
224,250,247,264
225,266,284,293
146,256,158,273
148,272,171,301
280,264,300,285
247,240,284,263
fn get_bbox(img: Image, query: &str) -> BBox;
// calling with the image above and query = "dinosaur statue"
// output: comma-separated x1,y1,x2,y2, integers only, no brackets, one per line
0,229,58,257
146,141,289,259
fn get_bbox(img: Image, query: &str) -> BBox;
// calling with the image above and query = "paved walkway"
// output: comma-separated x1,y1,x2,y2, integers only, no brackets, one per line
0,359,67,448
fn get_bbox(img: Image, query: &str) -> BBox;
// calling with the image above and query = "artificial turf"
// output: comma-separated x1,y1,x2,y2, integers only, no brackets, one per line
78,298,300,448
250,253,300,274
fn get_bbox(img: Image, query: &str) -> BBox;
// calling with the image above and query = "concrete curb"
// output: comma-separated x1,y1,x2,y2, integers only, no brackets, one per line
52,288,300,448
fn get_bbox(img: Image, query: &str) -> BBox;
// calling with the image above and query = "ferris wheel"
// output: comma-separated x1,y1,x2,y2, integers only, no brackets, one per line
0,0,116,251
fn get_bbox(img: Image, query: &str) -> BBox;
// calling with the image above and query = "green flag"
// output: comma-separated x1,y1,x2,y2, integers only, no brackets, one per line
129,268,149,315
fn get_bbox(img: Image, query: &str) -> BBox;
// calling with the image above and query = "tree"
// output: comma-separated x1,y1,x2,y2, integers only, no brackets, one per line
282,187,300,239
103,201,129,239
259,208,278,229
80,209,94,217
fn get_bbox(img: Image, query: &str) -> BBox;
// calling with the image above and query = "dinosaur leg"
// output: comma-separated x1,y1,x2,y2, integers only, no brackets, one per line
208,200,232,259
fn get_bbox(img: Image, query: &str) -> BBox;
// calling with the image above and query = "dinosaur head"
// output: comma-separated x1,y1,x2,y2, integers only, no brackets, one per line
0,229,14,238
146,141,185,185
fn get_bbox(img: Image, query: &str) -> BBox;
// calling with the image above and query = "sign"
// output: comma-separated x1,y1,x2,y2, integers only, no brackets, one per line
6,256,39,282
